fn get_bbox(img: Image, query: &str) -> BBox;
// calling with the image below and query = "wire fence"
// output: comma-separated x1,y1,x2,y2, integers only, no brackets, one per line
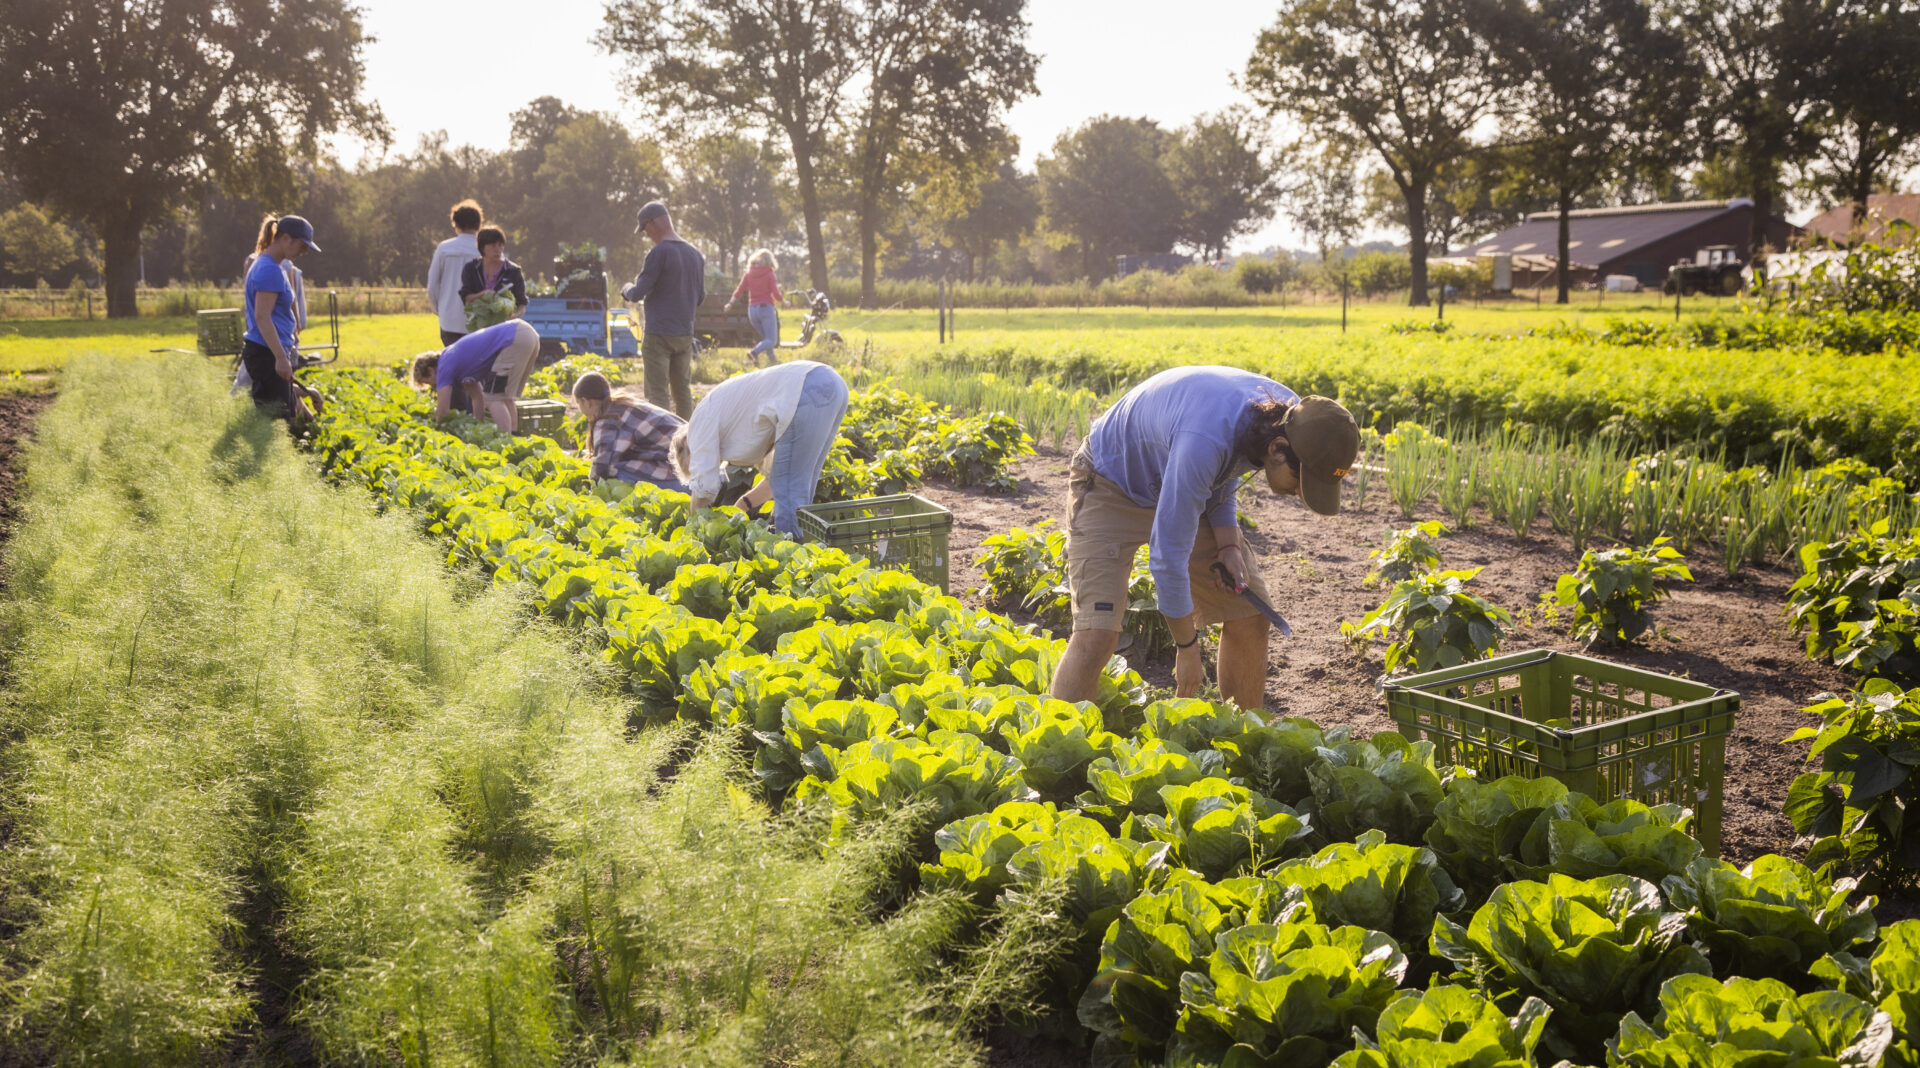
0,286,434,321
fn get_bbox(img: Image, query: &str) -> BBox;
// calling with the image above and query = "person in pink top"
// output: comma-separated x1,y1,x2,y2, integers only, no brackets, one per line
724,248,784,365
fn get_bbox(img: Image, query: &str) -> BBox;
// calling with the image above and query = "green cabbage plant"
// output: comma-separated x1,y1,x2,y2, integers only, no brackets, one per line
1814,920,1920,1067
1212,719,1337,806
1265,830,1463,954
1662,854,1877,988
1333,985,1550,1068
1137,778,1311,879
1171,921,1410,1068
1609,974,1891,1067
1303,734,1446,846
1078,870,1302,1065
1432,873,1709,1059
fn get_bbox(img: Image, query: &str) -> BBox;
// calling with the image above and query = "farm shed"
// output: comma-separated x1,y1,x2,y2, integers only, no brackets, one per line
1801,193,1920,247
1114,252,1192,277
1444,199,1799,291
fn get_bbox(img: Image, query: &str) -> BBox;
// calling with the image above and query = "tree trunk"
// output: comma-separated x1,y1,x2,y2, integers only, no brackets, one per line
102,207,144,319
1749,183,1774,269
1405,179,1430,307
1556,186,1573,305
790,132,830,295
858,191,879,309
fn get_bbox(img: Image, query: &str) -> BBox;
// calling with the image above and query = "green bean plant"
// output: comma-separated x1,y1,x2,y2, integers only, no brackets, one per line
1542,536,1694,647
1366,520,1448,586
1342,568,1512,674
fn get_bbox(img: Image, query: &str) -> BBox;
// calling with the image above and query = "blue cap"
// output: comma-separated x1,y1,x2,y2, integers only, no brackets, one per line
275,214,321,252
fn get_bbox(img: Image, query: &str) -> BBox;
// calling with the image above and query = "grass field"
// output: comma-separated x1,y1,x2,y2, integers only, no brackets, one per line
5,295,1913,474
0,293,1734,376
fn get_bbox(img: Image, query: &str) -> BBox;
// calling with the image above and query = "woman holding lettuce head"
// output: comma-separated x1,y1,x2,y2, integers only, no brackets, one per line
459,226,527,330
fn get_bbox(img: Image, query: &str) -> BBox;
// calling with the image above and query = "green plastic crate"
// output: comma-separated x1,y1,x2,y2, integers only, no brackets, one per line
797,493,953,592
1382,649,1739,856
515,398,569,439
197,308,245,357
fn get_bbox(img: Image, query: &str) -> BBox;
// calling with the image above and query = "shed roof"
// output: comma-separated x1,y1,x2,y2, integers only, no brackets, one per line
1802,194,1920,247
1453,200,1747,268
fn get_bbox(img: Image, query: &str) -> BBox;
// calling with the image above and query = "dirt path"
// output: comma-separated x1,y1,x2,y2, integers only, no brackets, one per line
916,442,1849,867
0,394,52,534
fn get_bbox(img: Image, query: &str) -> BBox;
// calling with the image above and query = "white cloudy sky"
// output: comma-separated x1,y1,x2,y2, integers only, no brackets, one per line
348,0,1314,252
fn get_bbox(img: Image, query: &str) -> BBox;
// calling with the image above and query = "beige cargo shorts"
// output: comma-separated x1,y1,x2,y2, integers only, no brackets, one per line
1064,451,1273,632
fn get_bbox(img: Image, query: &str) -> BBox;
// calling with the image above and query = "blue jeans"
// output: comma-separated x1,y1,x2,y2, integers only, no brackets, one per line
748,303,780,362
768,365,849,537
640,476,690,495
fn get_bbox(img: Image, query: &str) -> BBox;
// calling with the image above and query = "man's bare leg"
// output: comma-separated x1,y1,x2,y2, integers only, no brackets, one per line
1050,627,1120,704
1215,614,1271,710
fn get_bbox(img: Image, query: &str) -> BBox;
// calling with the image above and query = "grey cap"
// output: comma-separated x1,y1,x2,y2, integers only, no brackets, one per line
634,201,669,233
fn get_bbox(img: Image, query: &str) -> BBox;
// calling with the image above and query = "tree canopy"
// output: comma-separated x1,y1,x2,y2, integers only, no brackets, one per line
1245,0,1506,305
1037,117,1181,279
0,0,384,315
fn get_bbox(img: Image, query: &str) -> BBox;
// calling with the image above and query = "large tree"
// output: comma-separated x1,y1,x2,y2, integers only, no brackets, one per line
1285,139,1366,266
0,0,383,316
1361,154,1518,256
1474,0,1691,302
843,0,1036,305
1660,0,1832,264
524,114,668,280
1037,117,1181,280
674,132,790,276
1804,0,1920,230
1161,109,1287,262
0,203,84,282
604,0,859,293
938,161,1039,281
1244,0,1505,306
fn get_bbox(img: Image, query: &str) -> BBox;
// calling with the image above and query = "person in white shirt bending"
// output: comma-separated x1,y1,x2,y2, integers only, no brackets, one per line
426,199,483,347
671,361,849,537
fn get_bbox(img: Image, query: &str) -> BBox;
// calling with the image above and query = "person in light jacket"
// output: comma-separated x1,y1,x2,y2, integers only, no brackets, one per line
724,248,783,365
426,199,483,346
671,360,848,537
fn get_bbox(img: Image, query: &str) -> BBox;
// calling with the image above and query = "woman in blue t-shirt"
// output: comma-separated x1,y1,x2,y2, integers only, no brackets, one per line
242,215,325,420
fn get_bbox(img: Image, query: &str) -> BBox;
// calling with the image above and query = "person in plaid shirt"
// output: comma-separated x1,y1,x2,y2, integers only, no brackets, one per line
570,372,690,493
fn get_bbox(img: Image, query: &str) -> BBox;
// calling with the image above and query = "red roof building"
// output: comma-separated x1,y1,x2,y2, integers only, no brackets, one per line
1801,194,1920,247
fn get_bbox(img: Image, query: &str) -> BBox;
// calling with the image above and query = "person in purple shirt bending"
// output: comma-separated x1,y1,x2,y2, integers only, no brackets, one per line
407,319,541,433
1049,366,1361,711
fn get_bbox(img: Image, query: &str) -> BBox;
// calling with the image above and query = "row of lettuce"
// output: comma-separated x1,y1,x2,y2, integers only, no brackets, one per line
311,367,1920,1067
521,354,1036,498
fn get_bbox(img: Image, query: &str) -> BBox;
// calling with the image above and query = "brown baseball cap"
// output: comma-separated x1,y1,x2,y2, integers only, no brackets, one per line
1270,396,1361,515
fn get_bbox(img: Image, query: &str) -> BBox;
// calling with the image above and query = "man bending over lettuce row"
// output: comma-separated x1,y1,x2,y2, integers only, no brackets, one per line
1048,366,1360,711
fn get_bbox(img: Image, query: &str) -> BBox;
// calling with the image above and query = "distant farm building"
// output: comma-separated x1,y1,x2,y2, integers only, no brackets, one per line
1801,193,1920,247
1114,252,1191,277
1443,199,1799,292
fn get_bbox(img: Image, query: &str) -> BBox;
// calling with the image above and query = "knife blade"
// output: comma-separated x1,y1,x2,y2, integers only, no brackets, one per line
1210,562,1293,639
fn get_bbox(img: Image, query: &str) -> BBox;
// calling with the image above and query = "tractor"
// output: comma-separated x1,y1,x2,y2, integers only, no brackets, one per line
1663,245,1747,297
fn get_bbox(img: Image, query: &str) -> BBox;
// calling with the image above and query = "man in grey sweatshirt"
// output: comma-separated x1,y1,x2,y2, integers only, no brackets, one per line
621,201,706,418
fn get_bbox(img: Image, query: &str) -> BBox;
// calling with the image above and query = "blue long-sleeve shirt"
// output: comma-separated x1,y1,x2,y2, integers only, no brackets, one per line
1082,366,1299,618
621,239,706,336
